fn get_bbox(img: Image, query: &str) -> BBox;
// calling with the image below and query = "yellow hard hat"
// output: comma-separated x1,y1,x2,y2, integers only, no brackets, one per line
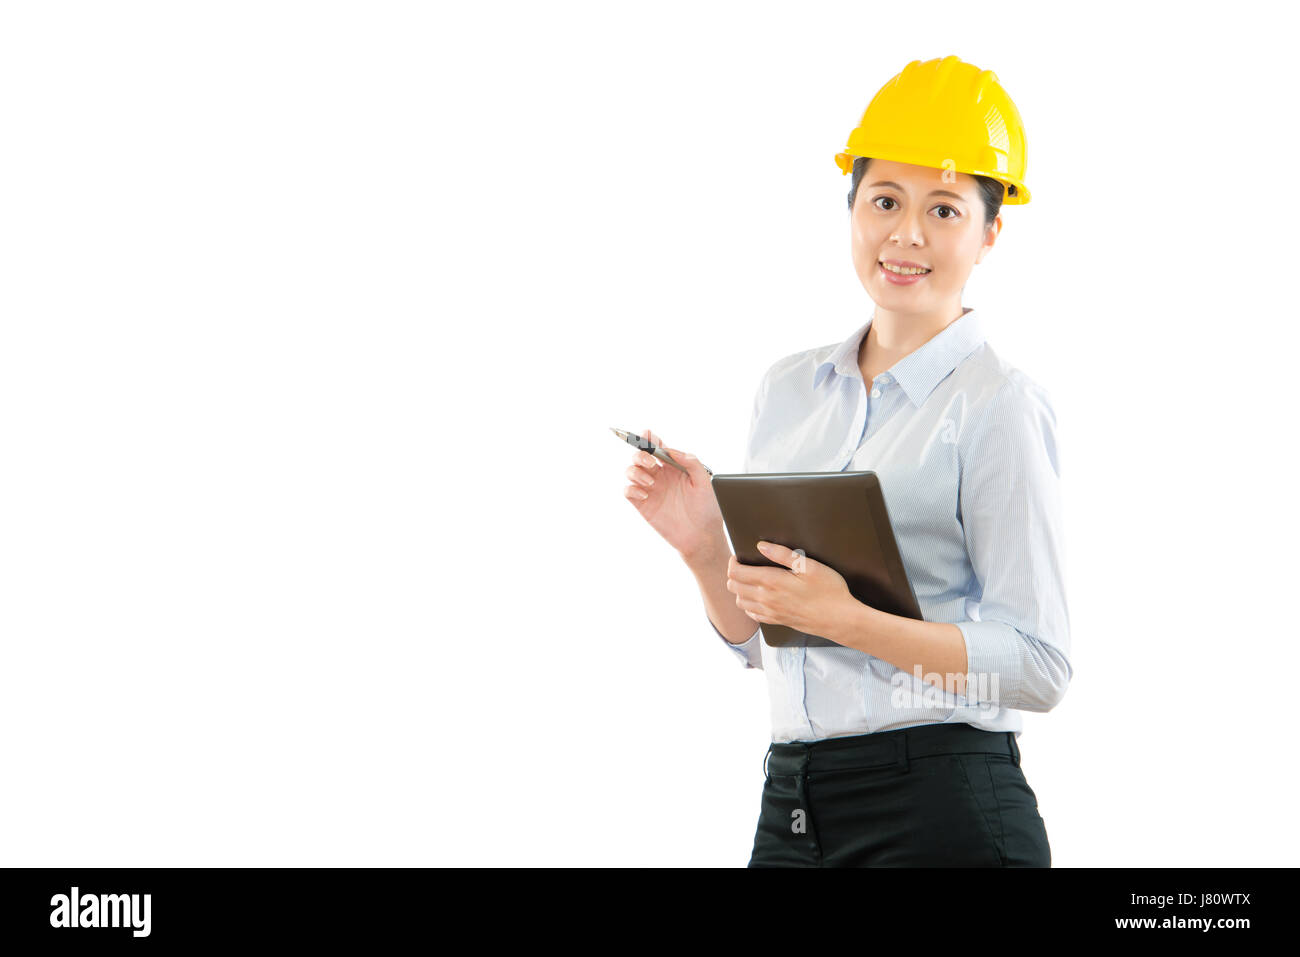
835,55,1031,205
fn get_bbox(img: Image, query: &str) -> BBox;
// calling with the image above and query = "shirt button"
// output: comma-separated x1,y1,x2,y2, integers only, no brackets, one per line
870,388,881,398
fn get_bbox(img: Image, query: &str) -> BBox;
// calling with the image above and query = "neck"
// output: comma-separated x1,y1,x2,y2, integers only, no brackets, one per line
860,303,970,369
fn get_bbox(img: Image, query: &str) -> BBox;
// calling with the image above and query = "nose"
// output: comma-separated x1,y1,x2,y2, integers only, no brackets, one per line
890,205,927,246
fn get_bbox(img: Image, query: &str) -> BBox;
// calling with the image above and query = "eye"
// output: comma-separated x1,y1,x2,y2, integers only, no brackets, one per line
933,205,960,220
872,196,898,211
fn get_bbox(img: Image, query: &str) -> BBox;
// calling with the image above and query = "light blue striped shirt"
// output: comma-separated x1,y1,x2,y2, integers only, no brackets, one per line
712,307,1072,742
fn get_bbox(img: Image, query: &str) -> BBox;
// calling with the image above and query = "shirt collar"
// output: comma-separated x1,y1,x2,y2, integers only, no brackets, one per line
810,308,986,407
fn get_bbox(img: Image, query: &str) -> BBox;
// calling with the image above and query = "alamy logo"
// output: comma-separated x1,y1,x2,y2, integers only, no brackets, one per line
49,886,151,938
890,666,1000,713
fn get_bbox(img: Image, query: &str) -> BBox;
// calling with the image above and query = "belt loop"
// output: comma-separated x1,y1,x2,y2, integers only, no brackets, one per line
896,731,909,774
1007,732,1021,767
763,745,772,779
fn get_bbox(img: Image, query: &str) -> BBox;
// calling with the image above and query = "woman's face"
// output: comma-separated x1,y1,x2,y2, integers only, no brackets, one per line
849,158,1000,316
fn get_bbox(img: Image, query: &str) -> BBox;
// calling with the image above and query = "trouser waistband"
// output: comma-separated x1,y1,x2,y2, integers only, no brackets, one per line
763,723,1020,777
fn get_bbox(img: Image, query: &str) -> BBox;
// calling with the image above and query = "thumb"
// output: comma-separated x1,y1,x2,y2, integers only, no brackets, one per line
665,446,698,470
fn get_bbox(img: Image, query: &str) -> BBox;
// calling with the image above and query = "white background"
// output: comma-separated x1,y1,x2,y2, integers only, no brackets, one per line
2,0,1296,867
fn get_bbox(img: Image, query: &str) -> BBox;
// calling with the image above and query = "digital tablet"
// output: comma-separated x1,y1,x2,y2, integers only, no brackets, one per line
710,471,923,648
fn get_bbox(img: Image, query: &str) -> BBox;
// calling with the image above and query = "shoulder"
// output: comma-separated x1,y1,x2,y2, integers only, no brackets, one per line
754,345,832,416
750,340,837,405
958,344,1061,471
765,340,835,386
962,342,1057,424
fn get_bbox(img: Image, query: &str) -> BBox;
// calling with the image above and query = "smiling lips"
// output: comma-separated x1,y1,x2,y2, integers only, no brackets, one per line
879,259,931,275
878,259,931,285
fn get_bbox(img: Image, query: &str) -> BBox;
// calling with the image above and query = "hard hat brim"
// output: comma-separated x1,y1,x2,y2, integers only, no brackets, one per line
834,150,1030,204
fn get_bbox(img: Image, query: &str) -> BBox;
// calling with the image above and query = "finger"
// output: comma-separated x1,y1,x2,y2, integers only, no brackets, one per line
664,446,696,468
624,484,649,503
636,431,654,472
728,553,773,582
636,449,662,470
730,568,771,596
663,446,702,487
755,540,795,568
625,464,656,488
738,592,772,621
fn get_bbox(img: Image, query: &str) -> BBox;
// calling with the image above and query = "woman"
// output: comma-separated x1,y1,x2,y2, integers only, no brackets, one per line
624,56,1071,867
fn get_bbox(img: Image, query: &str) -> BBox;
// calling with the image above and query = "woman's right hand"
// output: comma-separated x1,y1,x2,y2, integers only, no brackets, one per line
624,427,725,562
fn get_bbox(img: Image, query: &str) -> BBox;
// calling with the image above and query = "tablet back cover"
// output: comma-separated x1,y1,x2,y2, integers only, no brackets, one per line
711,471,922,648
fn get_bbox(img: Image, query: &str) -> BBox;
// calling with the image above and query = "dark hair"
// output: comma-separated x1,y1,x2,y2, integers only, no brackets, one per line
847,155,1005,229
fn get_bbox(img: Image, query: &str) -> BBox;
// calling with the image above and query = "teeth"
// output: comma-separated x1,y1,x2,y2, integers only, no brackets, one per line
881,262,930,275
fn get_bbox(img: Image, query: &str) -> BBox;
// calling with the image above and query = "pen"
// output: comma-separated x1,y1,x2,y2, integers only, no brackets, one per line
609,428,714,477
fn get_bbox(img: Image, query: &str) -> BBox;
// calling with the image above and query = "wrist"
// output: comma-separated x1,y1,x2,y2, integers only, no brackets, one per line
679,530,729,572
830,598,878,653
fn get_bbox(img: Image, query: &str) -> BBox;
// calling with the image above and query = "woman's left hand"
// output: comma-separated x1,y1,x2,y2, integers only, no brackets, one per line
727,541,858,641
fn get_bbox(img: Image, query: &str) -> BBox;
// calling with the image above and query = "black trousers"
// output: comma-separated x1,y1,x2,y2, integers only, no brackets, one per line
749,722,1051,867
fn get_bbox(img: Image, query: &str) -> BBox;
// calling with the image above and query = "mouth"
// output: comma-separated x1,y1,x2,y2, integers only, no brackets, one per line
878,260,931,284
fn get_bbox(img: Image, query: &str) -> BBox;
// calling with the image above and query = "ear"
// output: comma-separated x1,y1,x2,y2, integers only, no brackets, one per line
974,214,1002,265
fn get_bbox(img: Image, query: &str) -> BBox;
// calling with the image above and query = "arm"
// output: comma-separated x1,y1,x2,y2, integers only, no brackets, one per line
686,537,763,667
831,379,1072,711
826,606,970,695
697,363,772,669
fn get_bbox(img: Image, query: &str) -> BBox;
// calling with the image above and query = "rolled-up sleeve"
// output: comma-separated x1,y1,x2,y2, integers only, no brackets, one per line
713,618,763,669
955,378,1072,712
710,363,772,670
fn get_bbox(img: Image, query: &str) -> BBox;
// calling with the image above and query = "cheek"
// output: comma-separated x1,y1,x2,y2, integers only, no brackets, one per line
926,239,972,275
851,224,886,262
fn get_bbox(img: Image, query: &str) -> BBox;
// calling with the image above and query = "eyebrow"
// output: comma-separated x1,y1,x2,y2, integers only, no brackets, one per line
867,181,967,203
